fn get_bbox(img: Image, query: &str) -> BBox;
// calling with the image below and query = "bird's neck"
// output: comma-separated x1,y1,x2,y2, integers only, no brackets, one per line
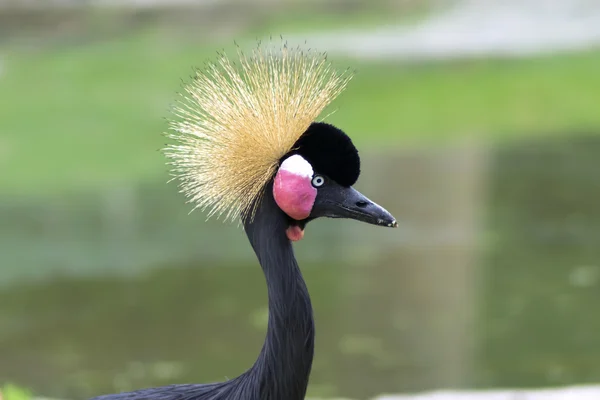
243,190,315,400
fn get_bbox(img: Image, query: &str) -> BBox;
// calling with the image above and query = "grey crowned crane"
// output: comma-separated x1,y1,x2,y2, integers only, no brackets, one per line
91,41,396,400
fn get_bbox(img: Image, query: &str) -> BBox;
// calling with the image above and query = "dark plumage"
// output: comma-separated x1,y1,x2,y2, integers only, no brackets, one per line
90,183,314,400
290,122,361,187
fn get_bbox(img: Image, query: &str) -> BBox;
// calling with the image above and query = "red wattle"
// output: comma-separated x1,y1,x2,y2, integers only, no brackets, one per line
286,225,305,241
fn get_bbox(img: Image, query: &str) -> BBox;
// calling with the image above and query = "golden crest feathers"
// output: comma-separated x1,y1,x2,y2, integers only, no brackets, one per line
164,40,352,223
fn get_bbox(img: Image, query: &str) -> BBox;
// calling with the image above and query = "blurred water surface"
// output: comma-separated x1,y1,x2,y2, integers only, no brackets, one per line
1,136,600,399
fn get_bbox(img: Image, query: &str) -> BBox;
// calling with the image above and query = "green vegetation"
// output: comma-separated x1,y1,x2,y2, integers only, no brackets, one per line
1,384,32,400
1,27,599,195
243,8,414,36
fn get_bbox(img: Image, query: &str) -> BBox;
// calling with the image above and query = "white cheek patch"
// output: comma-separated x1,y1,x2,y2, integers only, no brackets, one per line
280,154,313,178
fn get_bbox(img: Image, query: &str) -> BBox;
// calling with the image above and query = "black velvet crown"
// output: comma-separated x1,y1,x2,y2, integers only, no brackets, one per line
288,122,361,187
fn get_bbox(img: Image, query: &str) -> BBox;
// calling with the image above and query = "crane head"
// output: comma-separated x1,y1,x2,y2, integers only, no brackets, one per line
164,39,396,239
273,122,396,242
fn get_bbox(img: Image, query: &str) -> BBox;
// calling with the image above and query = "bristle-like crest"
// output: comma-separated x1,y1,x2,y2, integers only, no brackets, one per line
164,40,352,223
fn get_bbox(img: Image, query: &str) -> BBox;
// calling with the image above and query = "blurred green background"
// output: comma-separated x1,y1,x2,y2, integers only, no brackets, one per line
1,0,600,399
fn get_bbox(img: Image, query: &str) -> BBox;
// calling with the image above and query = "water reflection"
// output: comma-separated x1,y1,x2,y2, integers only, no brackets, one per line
1,135,600,400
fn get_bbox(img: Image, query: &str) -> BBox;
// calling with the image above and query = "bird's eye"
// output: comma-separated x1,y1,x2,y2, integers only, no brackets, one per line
311,175,325,188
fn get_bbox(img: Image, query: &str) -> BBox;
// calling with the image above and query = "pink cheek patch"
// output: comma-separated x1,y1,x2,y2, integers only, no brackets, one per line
273,169,317,220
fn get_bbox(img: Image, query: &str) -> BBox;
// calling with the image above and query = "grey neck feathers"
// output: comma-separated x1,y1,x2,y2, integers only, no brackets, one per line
242,184,315,400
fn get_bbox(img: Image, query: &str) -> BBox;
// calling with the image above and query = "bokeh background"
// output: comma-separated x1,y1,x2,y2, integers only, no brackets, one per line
1,0,600,399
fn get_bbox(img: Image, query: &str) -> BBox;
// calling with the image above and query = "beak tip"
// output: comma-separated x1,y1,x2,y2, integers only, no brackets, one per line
388,219,398,228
